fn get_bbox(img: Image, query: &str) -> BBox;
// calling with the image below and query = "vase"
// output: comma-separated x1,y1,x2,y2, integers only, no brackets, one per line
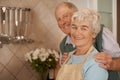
39,70,49,80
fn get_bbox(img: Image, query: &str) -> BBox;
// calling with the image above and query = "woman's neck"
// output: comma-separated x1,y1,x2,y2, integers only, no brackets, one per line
74,44,92,55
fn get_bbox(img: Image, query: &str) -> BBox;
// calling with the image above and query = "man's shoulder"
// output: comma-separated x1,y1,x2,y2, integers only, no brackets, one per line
60,36,68,45
100,24,111,32
59,36,68,53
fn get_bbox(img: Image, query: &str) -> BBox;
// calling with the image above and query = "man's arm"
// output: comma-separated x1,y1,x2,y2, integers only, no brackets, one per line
111,57,120,71
95,27,120,71
94,52,120,71
102,27,120,57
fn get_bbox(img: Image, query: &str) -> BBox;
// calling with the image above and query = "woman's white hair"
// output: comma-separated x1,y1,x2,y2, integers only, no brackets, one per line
72,8,100,35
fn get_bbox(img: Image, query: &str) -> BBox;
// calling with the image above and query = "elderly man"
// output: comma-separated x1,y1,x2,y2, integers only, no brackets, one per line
55,2,120,80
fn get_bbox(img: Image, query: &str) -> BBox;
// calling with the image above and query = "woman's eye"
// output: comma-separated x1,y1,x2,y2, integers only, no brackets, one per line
81,27,87,30
81,25,89,31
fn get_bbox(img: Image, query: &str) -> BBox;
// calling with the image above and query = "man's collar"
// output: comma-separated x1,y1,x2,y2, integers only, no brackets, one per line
65,35,76,48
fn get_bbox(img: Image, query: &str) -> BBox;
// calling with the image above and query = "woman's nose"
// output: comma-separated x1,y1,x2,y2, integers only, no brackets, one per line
76,29,82,34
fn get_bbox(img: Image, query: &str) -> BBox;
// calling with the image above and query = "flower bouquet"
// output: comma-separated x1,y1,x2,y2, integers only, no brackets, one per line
25,48,59,80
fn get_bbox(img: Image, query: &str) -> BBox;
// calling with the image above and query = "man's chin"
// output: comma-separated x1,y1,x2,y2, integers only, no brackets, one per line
63,29,70,34
64,31,70,35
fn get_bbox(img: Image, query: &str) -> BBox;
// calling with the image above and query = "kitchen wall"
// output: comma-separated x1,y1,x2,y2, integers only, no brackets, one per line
98,0,113,31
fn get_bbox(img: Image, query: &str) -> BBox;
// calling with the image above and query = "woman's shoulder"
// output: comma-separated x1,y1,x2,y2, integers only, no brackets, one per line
83,48,108,80
84,47,99,68
86,47,98,60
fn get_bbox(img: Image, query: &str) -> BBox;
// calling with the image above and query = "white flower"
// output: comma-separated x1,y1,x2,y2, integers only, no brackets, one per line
39,53,47,61
55,58,59,61
25,47,59,70
53,50,59,59
39,48,46,53
25,50,33,62
44,52,49,58
32,48,40,60
39,48,50,60
47,49,53,54
49,58,52,62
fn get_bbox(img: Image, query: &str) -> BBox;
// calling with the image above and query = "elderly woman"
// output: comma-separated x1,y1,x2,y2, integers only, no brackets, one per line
56,8,108,80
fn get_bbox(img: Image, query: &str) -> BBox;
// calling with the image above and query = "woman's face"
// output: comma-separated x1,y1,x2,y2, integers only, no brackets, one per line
71,20,96,47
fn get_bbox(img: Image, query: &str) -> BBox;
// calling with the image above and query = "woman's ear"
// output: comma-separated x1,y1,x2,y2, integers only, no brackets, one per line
92,32,97,39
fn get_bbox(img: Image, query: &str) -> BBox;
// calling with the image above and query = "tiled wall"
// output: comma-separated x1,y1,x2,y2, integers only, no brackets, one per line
0,44,37,80
0,0,66,80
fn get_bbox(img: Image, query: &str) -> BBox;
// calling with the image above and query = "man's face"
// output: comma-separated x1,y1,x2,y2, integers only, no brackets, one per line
55,5,73,35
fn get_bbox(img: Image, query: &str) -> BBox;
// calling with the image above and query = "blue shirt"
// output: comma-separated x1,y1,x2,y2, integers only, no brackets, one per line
67,47,108,80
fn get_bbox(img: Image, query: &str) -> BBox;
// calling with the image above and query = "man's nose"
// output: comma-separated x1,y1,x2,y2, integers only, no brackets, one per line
60,19,66,25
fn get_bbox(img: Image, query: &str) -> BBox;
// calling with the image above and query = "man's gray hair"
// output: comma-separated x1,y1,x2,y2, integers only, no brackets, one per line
55,2,78,13
62,2,78,13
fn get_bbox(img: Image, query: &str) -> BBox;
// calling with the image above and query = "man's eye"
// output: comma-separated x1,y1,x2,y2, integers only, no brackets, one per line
57,18,60,21
71,26,77,29
63,15,68,18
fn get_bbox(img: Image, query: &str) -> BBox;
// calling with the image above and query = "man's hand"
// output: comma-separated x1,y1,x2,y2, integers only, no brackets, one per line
94,52,112,70
61,52,69,64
